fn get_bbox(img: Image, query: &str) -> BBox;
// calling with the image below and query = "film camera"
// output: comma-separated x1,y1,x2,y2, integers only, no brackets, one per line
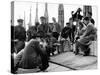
71,8,83,21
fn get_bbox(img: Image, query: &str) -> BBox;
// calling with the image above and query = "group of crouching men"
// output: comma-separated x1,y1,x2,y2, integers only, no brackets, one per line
11,13,97,73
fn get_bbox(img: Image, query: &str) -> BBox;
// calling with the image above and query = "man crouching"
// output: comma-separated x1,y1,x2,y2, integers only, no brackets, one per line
75,17,97,56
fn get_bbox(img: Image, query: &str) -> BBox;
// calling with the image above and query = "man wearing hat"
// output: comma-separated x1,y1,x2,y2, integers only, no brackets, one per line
14,19,26,53
37,16,49,38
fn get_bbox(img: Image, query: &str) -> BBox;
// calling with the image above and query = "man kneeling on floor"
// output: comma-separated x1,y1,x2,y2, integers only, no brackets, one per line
75,17,97,56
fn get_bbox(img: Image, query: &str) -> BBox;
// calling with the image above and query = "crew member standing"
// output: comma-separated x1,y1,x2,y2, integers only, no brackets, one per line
52,17,61,40
14,19,26,53
69,18,77,44
75,17,97,56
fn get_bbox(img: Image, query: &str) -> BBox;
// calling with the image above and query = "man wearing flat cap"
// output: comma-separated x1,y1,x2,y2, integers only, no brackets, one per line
37,16,49,38
14,19,26,53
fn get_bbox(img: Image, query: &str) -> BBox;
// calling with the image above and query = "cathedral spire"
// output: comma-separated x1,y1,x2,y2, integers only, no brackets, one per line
58,4,64,30
83,5,92,18
23,11,26,30
28,7,32,28
35,2,39,24
44,2,49,23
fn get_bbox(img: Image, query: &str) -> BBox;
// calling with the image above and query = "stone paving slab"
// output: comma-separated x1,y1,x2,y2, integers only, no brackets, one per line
46,63,71,72
16,52,97,74
50,52,97,70
17,62,71,73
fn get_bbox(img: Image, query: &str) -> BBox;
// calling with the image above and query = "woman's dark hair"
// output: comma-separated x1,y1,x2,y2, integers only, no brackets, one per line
90,18,95,24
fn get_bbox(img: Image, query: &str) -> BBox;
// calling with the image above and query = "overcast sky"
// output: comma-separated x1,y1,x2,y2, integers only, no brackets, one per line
14,1,97,30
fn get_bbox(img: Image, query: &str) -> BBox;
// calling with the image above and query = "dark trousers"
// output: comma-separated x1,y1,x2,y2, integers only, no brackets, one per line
75,41,90,55
69,31,75,43
46,45,56,57
39,50,49,71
